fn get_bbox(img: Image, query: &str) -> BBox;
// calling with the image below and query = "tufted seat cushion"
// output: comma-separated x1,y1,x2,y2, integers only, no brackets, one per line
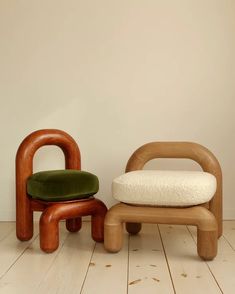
112,170,216,207
27,170,99,202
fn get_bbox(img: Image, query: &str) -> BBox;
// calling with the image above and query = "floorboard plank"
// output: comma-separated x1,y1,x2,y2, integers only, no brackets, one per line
159,224,222,294
188,224,235,294
0,223,68,294
222,220,235,250
0,224,39,280
0,221,234,294
81,228,129,294
35,222,95,294
0,222,15,241
128,224,174,294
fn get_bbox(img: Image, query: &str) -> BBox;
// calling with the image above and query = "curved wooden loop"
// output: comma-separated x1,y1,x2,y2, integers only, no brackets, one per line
125,142,222,236
104,203,218,259
40,199,107,252
16,129,81,240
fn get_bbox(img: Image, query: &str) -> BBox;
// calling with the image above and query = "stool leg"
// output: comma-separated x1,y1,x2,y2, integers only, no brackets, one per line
104,222,123,253
197,229,217,260
66,217,82,232
126,222,142,235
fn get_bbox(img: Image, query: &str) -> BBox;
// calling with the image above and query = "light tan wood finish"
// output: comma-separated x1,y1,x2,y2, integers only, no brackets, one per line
16,129,107,253
104,142,222,260
105,203,217,260
126,142,222,237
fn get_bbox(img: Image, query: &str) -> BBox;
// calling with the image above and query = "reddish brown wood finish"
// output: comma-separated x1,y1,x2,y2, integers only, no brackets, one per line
16,129,107,253
40,199,107,252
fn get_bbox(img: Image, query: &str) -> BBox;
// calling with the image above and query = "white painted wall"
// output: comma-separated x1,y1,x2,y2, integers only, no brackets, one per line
0,0,234,220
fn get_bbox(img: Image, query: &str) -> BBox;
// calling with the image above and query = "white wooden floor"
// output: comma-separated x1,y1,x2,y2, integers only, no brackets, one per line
0,221,234,294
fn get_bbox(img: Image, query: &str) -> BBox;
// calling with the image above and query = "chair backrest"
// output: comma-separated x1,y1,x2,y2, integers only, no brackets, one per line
16,129,81,208
125,142,222,236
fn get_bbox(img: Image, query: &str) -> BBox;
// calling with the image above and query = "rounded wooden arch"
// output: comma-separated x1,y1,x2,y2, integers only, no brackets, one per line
16,129,81,240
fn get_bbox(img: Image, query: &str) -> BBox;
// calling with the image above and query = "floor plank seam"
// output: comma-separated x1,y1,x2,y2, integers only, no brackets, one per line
0,232,39,280
34,231,71,292
157,225,176,294
186,226,224,294
205,261,224,294
79,241,96,294
222,235,235,251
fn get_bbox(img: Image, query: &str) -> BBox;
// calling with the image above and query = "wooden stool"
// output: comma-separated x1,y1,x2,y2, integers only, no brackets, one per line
16,129,107,253
104,142,222,260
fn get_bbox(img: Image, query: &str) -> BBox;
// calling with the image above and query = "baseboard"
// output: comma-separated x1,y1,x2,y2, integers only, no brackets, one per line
223,209,235,220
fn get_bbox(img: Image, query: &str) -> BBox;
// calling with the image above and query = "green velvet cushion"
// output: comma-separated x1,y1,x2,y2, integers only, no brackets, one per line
27,170,99,202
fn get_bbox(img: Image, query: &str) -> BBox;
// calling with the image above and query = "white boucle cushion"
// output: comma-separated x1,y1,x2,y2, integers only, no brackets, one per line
112,170,217,207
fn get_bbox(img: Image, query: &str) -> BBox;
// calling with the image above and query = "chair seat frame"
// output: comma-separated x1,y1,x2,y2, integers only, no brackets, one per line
104,142,222,260
16,129,107,252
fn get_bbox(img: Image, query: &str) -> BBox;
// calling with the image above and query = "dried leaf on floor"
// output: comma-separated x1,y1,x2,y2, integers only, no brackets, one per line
129,279,142,285
89,262,95,266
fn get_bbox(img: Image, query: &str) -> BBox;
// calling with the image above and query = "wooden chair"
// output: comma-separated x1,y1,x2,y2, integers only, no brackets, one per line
16,129,107,253
104,142,222,260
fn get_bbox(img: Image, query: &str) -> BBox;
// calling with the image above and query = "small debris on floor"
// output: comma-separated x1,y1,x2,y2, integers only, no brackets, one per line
105,264,112,267
181,273,187,278
152,249,160,252
150,264,157,267
89,262,95,266
129,279,142,285
152,277,160,282
132,249,139,251
196,275,201,279
136,265,140,267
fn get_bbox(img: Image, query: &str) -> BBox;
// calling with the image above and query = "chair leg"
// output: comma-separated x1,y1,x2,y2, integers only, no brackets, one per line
126,222,142,235
40,199,107,253
66,217,82,232
91,201,108,242
16,202,34,241
40,206,60,253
